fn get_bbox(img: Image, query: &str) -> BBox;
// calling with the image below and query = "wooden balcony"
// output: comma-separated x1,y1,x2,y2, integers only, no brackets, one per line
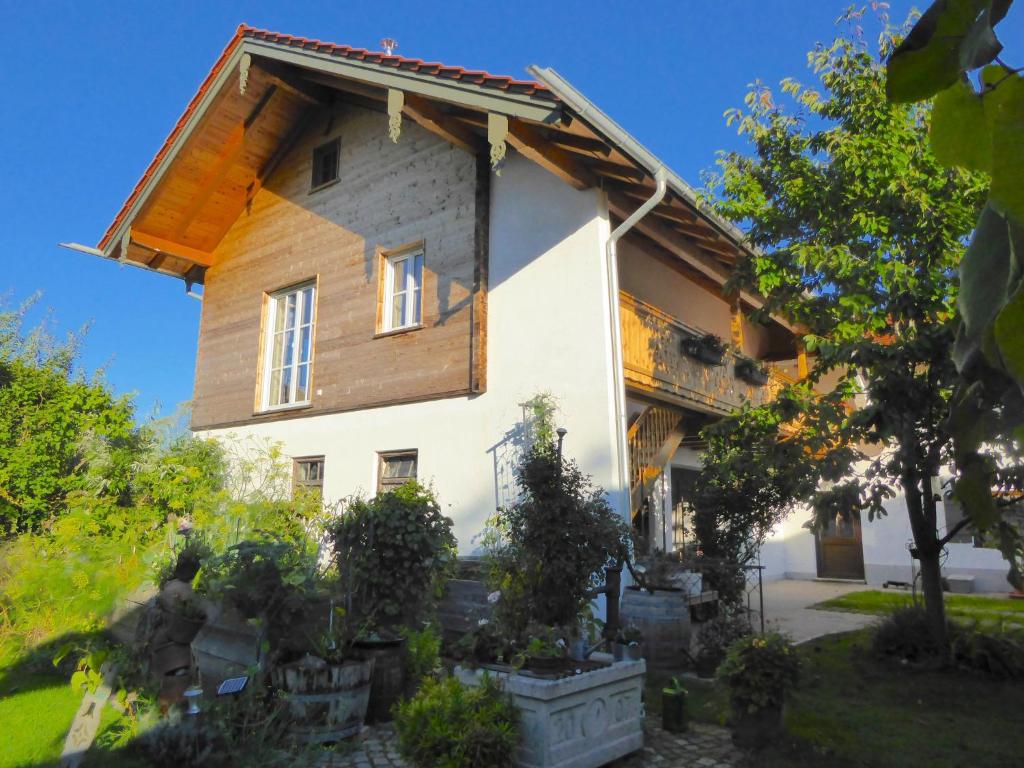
620,292,794,415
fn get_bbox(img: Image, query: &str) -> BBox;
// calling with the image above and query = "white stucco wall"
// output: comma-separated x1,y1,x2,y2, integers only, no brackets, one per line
199,153,624,550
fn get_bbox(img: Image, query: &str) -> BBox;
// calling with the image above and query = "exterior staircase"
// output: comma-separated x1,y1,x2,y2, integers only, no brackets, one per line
627,405,686,522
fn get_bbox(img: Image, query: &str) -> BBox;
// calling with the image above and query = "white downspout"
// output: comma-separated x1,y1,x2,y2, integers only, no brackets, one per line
606,168,668,519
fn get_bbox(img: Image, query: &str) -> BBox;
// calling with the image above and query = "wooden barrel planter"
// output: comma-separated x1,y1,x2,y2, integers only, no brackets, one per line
620,586,692,668
352,637,406,723
271,655,375,743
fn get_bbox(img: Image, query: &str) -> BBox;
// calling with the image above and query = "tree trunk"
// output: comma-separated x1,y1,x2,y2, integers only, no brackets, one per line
901,469,950,657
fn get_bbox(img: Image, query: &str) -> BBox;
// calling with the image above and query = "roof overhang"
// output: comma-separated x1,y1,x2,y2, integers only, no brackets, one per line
81,25,793,334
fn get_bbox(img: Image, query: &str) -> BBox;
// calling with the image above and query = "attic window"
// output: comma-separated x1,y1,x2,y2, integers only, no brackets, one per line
311,138,340,190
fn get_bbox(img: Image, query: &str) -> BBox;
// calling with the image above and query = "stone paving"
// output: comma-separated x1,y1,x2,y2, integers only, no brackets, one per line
316,716,744,767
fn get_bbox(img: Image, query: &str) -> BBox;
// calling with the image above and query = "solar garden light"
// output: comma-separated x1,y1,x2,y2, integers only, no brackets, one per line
183,685,203,716
556,427,568,462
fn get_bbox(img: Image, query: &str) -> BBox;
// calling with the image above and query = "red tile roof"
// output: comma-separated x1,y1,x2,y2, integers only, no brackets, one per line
99,24,554,250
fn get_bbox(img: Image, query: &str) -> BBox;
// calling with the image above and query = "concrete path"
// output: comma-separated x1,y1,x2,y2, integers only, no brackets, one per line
758,579,874,644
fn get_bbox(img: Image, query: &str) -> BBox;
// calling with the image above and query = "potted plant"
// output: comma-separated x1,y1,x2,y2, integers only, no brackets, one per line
735,356,770,386
682,333,726,365
662,676,688,733
270,607,375,744
519,623,568,673
165,594,207,645
331,483,457,722
717,633,800,749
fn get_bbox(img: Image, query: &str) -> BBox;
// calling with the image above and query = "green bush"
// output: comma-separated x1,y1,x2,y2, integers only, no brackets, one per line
394,674,519,768
952,627,1024,678
401,623,442,690
872,605,953,662
482,443,631,636
331,483,456,628
717,633,800,714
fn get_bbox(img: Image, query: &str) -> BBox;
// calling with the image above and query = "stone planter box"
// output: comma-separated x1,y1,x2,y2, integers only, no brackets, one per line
455,655,645,768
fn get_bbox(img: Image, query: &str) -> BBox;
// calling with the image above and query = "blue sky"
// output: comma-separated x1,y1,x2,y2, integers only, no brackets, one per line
2,0,1020,420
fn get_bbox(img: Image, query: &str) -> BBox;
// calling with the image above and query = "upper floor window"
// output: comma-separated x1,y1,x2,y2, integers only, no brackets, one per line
261,282,316,410
311,138,340,190
382,248,424,332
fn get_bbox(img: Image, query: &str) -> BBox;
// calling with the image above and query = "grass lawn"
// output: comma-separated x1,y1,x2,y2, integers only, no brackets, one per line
813,590,1024,628
646,629,1024,768
0,669,81,768
0,666,142,768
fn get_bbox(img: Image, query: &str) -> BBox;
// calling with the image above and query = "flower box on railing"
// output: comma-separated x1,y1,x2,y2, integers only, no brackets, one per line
681,333,726,366
735,356,770,386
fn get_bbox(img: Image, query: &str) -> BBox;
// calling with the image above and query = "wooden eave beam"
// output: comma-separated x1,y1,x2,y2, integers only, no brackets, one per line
403,94,483,154
608,196,779,320
130,228,214,267
587,158,645,183
253,58,331,104
506,119,594,190
247,104,318,203
172,83,280,239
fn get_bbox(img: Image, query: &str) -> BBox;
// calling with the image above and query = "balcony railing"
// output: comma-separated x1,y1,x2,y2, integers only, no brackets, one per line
620,292,793,415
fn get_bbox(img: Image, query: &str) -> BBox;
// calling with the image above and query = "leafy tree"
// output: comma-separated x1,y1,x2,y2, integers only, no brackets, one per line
700,11,1004,652
886,0,1024,596
0,300,136,536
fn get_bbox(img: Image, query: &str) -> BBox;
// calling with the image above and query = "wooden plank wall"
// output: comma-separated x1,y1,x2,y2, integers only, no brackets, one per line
192,102,484,430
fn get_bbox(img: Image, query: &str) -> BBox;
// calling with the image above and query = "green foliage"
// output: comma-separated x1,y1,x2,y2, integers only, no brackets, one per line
694,611,752,675
394,674,519,768
717,633,800,714
887,0,1024,588
703,10,1003,646
872,605,955,662
951,623,1024,676
0,299,137,535
330,482,456,629
482,443,631,636
401,623,443,690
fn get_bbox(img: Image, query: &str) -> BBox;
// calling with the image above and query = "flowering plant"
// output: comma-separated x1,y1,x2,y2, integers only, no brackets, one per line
716,633,800,713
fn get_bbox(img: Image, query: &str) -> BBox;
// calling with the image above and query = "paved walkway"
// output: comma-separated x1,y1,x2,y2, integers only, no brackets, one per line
759,578,874,643
318,716,744,767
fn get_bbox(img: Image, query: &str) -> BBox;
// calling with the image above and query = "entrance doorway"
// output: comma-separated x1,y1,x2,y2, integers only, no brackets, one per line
815,511,866,580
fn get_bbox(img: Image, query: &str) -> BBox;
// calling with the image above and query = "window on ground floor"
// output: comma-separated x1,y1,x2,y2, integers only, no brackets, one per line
293,456,325,498
378,450,418,493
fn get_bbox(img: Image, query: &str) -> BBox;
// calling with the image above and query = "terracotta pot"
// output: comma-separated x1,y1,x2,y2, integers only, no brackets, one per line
731,703,783,749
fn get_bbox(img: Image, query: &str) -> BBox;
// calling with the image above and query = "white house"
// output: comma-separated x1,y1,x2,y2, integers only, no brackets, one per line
74,25,1014,595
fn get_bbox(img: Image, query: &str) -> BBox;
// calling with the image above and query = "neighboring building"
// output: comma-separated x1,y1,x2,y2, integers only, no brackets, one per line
77,26,1011,592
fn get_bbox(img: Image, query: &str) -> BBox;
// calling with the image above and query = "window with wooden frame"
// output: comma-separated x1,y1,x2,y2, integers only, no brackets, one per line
380,246,424,333
311,138,340,190
293,456,325,497
378,450,418,492
260,281,316,411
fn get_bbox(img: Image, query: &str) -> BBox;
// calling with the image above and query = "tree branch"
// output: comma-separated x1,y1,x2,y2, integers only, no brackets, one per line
937,516,972,548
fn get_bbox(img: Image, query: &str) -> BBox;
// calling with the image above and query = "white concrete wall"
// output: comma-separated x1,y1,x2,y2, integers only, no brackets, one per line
760,491,1015,592
200,153,624,551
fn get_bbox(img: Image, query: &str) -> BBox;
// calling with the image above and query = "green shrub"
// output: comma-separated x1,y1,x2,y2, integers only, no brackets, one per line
482,443,631,636
402,623,442,690
717,633,800,713
872,605,953,662
953,628,1024,678
331,483,456,628
694,610,752,675
394,674,519,768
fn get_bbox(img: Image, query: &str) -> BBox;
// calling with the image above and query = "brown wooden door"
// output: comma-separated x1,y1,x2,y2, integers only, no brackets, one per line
815,511,865,580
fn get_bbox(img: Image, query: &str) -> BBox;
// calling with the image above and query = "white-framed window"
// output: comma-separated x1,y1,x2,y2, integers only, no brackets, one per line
382,248,424,331
261,281,316,410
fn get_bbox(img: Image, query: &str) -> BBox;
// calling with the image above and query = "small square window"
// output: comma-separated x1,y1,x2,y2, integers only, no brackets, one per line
294,456,325,497
381,249,424,332
311,139,340,190
378,450,417,493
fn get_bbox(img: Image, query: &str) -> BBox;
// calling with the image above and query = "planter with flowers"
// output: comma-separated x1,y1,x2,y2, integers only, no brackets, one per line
456,436,645,768
716,633,800,749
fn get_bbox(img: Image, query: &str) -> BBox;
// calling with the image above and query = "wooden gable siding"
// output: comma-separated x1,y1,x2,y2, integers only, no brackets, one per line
191,103,484,430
